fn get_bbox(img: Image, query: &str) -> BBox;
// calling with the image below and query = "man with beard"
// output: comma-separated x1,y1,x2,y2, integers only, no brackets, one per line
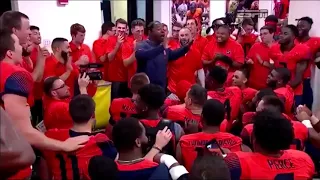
135,21,191,89
43,38,79,97
202,25,244,87
266,67,295,116
296,16,320,109
167,27,204,95
269,25,311,106
43,74,90,130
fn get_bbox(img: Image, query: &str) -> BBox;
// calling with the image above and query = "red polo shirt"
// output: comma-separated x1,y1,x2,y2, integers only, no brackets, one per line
69,41,94,63
122,39,136,85
93,38,109,80
193,35,208,53
167,46,202,93
105,36,128,82
239,33,258,55
247,42,275,90
43,55,79,97
168,38,180,50
29,46,44,100
43,97,72,130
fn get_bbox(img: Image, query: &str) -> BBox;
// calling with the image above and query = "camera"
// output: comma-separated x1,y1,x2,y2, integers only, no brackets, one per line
79,63,103,80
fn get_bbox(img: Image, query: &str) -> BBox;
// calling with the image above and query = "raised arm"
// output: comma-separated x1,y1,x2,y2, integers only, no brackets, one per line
135,43,165,62
168,45,190,61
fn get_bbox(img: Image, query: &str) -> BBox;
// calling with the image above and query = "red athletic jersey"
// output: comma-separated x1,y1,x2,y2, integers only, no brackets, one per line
43,129,117,180
105,36,128,82
69,42,94,63
110,97,136,122
296,37,320,78
274,85,295,115
180,131,242,171
43,98,72,130
0,62,33,179
167,47,202,93
241,87,257,108
164,104,202,128
202,38,244,86
247,42,275,90
269,43,311,95
241,119,308,151
224,150,314,179
116,159,161,179
208,86,242,131
92,38,109,80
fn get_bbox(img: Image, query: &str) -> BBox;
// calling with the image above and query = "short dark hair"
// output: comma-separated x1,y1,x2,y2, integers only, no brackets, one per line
188,84,207,106
274,67,291,84
115,18,128,27
70,23,86,36
190,154,231,180
217,24,231,33
69,94,95,124
0,11,29,32
30,25,39,31
172,22,183,28
130,73,149,94
202,99,225,126
261,95,285,113
242,18,254,26
237,68,250,79
298,16,313,25
265,15,278,23
101,21,115,35
147,21,161,32
43,76,60,97
88,156,118,180
285,24,299,37
256,88,276,102
260,25,275,34
112,117,143,152
131,19,145,29
51,37,68,50
208,66,228,85
253,109,293,152
0,29,15,60
138,84,166,110
187,18,198,26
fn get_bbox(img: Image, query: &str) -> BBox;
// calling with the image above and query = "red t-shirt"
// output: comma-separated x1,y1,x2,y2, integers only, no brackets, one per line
92,38,109,80
269,43,311,95
105,36,129,82
239,33,259,56
180,131,242,171
193,35,208,53
296,37,320,78
202,39,244,86
29,47,44,100
224,150,314,179
167,47,202,93
168,38,180,50
0,61,33,180
69,41,94,63
43,129,117,180
274,85,295,115
208,86,242,130
247,42,275,90
164,104,202,129
43,55,79,97
122,39,136,85
109,97,136,122
241,87,257,106
43,98,72,130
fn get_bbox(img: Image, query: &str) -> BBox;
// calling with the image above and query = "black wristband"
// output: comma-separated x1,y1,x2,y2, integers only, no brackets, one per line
152,146,162,152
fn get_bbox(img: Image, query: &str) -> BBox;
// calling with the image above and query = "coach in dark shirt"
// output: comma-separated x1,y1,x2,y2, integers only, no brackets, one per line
135,21,191,89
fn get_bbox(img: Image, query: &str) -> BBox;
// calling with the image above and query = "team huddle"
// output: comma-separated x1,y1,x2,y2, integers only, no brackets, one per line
1,9,320,180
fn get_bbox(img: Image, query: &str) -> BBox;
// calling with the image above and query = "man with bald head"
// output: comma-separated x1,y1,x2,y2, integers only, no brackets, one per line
167,27,205,96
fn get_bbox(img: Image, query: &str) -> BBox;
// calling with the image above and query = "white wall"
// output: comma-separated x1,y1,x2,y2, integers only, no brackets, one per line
154,0,171,30
12,1,102,50
210,1,226,23
288,1,320,112
110,1,127,22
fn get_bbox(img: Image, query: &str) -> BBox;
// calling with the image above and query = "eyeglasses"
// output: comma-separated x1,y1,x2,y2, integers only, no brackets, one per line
51,84,66,91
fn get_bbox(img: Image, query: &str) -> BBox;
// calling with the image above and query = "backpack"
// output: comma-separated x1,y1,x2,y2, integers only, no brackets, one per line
143,119,176,156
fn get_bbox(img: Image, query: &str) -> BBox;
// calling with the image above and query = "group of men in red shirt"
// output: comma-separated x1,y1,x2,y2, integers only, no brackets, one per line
1,8,320,180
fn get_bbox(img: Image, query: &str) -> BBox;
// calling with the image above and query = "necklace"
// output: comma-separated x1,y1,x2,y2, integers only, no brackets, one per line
117,158,144,164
